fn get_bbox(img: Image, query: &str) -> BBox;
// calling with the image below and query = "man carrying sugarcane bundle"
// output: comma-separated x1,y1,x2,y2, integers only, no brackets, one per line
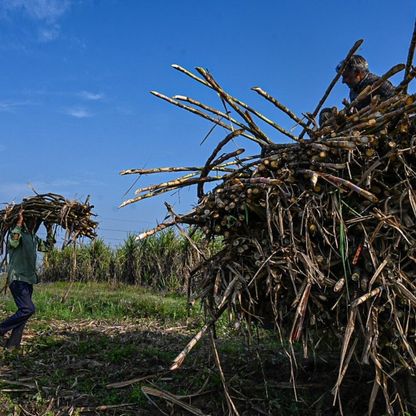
319,54,396,126
0,209,55,349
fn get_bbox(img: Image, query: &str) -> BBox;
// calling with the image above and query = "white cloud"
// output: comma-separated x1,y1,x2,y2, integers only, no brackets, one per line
64,107,93,118
38,25,60,42
0,100,34,112
2,0,71,22
79,91,105,101
1,0,72,42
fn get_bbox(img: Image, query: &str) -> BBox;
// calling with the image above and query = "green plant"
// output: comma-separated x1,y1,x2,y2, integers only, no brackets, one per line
40,229,223,293
105,343,137,363
130,385,147,406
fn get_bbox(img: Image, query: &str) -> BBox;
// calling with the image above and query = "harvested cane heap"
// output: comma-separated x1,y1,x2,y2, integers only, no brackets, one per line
0,193,97,255
122,36,416,413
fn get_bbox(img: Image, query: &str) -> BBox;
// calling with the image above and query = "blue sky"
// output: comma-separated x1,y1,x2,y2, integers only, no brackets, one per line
0,0,414,245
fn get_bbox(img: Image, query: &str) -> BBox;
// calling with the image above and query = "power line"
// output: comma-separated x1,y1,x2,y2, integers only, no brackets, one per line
98,216,152,224
97,227,138,233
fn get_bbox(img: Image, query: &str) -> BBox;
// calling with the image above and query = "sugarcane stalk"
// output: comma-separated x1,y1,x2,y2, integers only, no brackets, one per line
312,162,348,170
239,177,283,186
141,386,207,416
120,176,223,208
136,221,176,240
289,281,312,342
251,86,311,131
333,328,358,406
210,331,241,416
171,275,240,370
196,67,273,146
150,91,265,145
171,64,211,88
309,143,331,152
212,148,245,167
121,166,212,176
399,69,416,92
301,170,379,203
373,101,416,123
402,19,416,93
173,64,303,143
323,140,356,150
350,287,383,307
134,172,201,195
198,130,244,198
345,94,406,123
174,95,248,131
136,209,198,240
121,155,257,176
242,106,304,143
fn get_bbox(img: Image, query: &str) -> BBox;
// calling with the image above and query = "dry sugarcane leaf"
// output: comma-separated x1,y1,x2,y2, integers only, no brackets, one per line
142,386,209,416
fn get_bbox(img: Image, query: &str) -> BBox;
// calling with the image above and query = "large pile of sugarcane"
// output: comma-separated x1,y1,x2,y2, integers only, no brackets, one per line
0,193,97,254
121,32,416,414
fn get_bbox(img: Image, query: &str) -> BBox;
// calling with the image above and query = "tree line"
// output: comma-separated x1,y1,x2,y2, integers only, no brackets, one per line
40,230,221,291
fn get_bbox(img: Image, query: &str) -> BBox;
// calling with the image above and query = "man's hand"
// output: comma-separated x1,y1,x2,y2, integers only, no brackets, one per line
11,232,20,241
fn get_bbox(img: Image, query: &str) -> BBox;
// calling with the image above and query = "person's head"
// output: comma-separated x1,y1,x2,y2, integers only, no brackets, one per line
24,216,42,234
319,107,334,126
336,55,369,88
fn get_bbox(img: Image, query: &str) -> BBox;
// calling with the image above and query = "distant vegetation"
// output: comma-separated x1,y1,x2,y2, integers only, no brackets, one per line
40,230,222,291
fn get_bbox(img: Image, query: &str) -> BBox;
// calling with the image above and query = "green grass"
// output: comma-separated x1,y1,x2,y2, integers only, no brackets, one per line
0,281,201,322
141,345,176,362
105,343,138,362
0,392,15,414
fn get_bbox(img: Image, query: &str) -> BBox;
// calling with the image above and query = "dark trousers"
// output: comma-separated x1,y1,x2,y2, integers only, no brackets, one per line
0,280,35,348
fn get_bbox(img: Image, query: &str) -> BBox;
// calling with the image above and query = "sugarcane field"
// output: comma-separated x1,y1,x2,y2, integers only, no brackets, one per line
0,2,415,416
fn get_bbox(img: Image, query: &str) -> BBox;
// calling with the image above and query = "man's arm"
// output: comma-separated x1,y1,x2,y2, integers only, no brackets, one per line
378,79,396,99
37,222,56,252
8,209,24,248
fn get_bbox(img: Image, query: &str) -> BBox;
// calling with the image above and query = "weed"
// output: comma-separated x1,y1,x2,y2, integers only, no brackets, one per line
0,392,15,414
105,343,138,363
129,385,147,406
141,346,175,362
75,339,101,355
104,391,125,405
219,336,248,355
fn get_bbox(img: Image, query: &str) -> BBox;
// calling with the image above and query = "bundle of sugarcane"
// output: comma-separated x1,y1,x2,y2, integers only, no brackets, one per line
121,30,416,414
0,193,97,254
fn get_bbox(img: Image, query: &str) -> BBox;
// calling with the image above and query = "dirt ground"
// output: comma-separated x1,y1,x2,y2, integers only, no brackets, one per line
0,318,392,416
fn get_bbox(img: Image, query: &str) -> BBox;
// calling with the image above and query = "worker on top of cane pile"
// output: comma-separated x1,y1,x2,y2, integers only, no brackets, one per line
319,54,396,126
338,54,396,109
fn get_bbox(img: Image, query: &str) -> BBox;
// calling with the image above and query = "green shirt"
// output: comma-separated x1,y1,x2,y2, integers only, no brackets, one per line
7,226,51,285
